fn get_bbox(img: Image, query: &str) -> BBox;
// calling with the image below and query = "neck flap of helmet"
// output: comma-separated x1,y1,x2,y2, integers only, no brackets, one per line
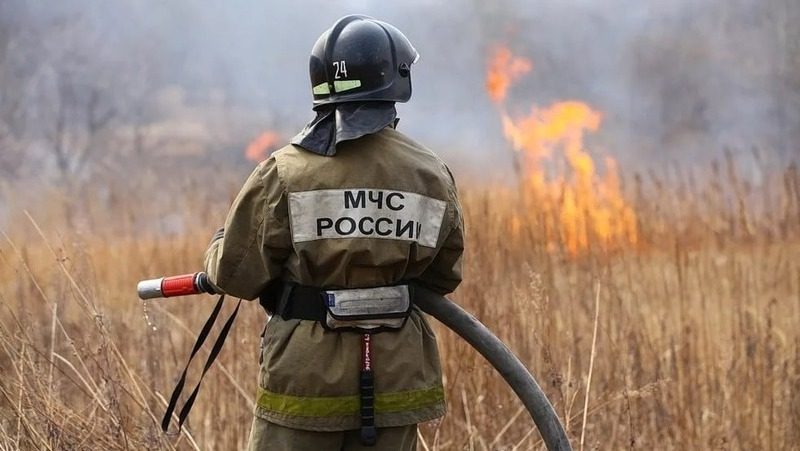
290,101,397,156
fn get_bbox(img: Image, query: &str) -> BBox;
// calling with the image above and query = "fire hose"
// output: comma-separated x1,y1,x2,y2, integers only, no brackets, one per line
138,272,572,451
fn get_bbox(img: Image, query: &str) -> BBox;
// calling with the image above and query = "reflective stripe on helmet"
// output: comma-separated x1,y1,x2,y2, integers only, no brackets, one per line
333,80,362,92
313,80,363,96
255,385,444,417
313,83,331,95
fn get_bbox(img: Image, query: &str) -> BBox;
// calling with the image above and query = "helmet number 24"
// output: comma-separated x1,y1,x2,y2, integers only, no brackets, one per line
333,61,348,79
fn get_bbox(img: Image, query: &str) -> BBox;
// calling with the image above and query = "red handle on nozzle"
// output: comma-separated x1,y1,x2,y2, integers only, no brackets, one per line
137,272,216,300
162,274,201,297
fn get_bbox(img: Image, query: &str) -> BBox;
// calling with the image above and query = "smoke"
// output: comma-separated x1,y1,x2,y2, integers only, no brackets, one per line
494,0,798,166
1,0,797,180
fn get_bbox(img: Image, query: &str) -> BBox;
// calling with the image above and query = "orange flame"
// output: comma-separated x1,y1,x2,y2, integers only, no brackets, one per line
486,47,533,104
245,131,280,163
487,47,638,256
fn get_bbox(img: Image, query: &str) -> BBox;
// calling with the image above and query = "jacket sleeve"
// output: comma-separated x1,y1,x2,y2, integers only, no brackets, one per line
204,156,291,300
417,168,465,295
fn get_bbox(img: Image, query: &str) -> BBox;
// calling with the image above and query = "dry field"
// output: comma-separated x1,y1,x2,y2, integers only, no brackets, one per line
0,156,798,450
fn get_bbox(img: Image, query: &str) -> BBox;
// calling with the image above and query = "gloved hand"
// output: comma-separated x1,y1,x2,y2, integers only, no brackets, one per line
209,227,224,244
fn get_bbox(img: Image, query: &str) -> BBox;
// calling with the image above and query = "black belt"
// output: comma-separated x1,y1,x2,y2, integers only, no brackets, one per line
274,284,328,321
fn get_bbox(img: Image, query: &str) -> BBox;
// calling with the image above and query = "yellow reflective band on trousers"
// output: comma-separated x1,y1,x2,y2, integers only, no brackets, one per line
256,385,445,417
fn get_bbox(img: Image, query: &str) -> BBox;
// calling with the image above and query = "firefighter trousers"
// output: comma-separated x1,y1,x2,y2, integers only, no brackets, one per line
247,417,417,451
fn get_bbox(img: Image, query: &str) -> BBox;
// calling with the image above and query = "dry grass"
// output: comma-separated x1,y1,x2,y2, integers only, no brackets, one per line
0,156,798,450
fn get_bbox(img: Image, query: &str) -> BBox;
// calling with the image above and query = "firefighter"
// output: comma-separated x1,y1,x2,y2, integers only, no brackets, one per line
204,15,464,451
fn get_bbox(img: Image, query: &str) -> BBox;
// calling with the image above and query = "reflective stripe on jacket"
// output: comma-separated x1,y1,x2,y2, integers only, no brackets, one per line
204,127,464,430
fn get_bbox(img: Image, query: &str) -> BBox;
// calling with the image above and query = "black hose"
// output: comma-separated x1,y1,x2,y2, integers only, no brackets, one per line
414,287,573,451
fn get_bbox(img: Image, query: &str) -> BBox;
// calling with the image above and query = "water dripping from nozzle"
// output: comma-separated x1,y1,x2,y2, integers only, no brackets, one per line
141,299,158,331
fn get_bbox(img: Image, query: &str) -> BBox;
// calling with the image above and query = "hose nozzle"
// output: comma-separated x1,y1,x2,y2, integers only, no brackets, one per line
137,272,216,300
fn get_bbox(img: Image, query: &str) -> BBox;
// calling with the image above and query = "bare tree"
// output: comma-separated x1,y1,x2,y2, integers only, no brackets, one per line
29,15,119,180
47,74,116,178
0,123,24,180
0,1,29,180
769,0,800,157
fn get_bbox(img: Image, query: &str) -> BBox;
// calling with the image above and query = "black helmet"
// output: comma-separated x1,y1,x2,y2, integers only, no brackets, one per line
309,15,419,109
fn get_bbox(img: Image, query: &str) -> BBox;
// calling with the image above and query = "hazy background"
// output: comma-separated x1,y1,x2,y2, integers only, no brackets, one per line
1,4,799,448
1,0,798,183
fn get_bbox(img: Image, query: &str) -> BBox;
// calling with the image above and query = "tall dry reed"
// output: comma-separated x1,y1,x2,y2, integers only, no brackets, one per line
0,155,798,450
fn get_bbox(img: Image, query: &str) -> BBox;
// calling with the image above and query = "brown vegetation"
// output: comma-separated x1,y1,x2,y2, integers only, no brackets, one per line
0,155,798,450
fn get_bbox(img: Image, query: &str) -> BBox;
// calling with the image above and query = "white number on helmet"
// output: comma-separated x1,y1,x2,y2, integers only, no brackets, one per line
333,60,348,79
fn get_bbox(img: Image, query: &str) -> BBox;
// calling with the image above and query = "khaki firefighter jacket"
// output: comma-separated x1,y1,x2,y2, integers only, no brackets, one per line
204,127,464,431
